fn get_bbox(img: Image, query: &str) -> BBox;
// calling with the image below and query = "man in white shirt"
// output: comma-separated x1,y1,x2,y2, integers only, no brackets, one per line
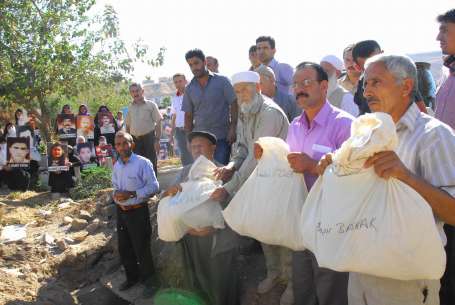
320,55,359,117
171,74,193,166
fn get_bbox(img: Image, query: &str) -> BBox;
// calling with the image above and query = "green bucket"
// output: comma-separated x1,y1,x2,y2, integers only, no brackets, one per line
153,289,208,305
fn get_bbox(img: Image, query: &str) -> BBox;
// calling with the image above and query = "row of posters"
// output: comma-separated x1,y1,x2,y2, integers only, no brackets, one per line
57,113,116,140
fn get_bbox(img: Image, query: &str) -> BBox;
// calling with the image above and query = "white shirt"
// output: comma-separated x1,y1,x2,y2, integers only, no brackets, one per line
171,93,185,128
340,93,359,117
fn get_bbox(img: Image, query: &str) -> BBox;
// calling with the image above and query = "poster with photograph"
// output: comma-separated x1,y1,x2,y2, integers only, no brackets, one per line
57,114,76,139
47,142,69,171
95,144,113,165
76,142,97,169
76,115,95,140
97,112,115,135
7,137,30,168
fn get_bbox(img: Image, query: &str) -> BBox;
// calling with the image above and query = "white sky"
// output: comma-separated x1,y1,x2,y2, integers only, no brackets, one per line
96,0,453,82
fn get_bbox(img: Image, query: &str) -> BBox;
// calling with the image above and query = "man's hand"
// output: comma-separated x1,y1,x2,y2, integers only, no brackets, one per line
287,152,317,174
162,184,182,198
210,187,229,202
154,141,160,156
227,126,236,145
114,191,135,202
364,151,411,181
254,143,263,160
213,166,235,182
188,227,214,237
316,153,333,176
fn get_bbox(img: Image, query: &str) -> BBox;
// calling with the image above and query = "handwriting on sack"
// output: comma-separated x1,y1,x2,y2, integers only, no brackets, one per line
316,217,377,236
256,168,293,178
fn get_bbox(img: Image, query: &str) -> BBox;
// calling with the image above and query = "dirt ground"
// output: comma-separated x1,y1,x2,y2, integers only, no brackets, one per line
0,187,287,305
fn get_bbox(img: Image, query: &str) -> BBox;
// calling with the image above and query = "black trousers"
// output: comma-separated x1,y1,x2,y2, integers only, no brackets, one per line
116,204,155,282
4,168,30,191
441,224,455,305
133,131,158,175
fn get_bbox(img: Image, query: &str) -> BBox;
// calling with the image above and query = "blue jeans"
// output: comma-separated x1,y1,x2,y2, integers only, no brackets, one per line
214,139,231,165
174,128,193,166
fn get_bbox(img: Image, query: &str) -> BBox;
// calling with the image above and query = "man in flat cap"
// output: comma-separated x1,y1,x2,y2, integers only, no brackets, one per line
163,131,239,305
210,71,291,304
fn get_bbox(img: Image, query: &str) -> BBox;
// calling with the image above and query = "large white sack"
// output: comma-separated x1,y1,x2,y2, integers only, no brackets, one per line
301,112,446,280
223,137,308,250
158,156,225,242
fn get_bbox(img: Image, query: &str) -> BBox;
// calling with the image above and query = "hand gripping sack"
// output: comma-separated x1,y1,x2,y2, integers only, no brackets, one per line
300,112,446,280
158,156,225,242
223,137,308,250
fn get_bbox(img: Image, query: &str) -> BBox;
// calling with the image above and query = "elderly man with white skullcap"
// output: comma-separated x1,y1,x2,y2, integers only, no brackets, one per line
210,71,292,305
321,55,359,116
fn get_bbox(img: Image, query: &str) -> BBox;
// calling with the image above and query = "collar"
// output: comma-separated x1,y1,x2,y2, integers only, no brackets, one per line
396,103,420,132
176,90,184,96
118,152,137,165
191,70,214,85
268,58,278,69
443,55,455,75
298,101,331,129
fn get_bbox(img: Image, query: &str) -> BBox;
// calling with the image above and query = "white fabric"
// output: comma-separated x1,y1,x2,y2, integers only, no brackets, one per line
171,94,185,128
223,137,308,250
300,112,446,280
231,71,260,85
321,55,344,72
157,156,225,242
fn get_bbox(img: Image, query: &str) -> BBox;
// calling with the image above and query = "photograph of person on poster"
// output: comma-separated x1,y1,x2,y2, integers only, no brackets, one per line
47,142,69,171
57,114,77,139
76,115,95,140
7,137,30,168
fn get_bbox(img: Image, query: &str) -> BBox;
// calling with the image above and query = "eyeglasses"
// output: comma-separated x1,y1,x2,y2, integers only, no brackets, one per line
292,79,319,89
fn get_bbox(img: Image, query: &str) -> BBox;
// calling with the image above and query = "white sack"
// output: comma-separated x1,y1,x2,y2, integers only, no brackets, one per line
223,137,308,250
301,112,446,280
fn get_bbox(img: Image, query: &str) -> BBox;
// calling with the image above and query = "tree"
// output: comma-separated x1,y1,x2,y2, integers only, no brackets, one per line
0,0,165,140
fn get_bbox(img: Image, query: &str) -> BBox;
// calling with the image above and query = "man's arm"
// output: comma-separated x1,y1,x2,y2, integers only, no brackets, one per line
135,159,160,200
182,91,194,133
184,112,193,133
228,101,238,144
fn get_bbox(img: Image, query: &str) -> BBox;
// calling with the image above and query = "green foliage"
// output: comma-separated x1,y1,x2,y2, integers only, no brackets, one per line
70,166,112,200
161,96,172,108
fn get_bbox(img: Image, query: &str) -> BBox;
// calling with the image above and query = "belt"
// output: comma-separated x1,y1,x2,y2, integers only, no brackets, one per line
117,202,146,212
133,131,155,139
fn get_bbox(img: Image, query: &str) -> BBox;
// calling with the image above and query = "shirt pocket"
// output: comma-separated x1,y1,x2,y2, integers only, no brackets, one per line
311,143,335,161
125,176,140,190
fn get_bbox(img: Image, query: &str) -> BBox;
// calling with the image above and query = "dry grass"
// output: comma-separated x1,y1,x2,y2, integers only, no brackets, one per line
158,157,182,168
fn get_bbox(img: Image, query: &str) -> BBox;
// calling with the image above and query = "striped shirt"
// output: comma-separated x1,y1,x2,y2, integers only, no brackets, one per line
395,103,455,243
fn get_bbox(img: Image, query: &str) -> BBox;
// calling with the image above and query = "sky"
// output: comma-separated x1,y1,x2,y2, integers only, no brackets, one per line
96,0,454,82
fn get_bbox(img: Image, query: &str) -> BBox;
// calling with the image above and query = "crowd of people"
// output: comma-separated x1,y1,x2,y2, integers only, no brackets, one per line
111,9,455,305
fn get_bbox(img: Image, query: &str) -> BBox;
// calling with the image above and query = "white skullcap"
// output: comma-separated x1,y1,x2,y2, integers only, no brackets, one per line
321,55,344,71
231,71,260,85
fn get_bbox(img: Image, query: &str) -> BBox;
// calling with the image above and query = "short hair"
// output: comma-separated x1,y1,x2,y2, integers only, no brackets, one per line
115,131,134,144
255,64,276,80
352,40,381,62
172,73,186,80
256,36,276,49
295,62,329,82
77,142,92,152
129,82,142,90
206,56,218,65
185,49,205,61
365,54,417,88
437,9,455,23
249,45,257,54
343,44,356,58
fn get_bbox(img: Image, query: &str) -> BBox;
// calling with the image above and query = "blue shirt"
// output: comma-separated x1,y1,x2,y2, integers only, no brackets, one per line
112,153,159,205
268,58,294,94
182,71,236,139
273,88,301,122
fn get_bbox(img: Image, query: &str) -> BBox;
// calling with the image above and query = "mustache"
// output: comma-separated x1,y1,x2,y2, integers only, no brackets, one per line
296,92,309,99
366,97,380,103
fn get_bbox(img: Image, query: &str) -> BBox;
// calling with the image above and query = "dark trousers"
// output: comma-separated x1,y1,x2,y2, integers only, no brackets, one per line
4,168,30,191
175,127,193,166
116,204,155,282
133,131,158,175
48,171,74,193
293,250,348,305
214,139,231,165
441,224,455,305
28,160,39,189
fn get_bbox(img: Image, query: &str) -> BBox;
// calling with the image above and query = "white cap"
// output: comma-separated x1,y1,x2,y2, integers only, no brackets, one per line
321,55,344,72
231,71,260,85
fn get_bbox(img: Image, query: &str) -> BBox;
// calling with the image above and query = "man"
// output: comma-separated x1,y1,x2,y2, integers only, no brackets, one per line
318,54,455,305
320,55,359,116
210,71,290,305
183,49,237,165
256,36,294,94
77,115,94,139
206,56,219,73
8,138,29,164
3,137,30,190
171,73,193,166
256,64,300,122
435,9,455,305
249,45,261,71
352,40,383,115
77,143,94,165
287,62,353,305
163,131,239,305
339,44,361,95
126,83,163,174
59,117,77,135
112,131,159,297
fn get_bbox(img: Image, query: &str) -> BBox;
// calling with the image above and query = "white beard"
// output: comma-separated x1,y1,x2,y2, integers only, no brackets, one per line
327,73,338,97
240,94,261,114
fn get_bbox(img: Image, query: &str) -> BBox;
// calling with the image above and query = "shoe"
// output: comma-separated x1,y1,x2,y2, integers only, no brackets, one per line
257,272,280,294
119,279,139,291
280,283,294,305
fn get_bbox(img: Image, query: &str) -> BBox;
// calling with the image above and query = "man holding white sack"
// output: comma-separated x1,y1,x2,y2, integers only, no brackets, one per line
281,62,354,305
318,54,455,305
163,131,239,305
210,71,291,304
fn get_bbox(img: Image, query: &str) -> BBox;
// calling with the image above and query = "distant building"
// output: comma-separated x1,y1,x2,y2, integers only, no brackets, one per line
142,79,175,108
